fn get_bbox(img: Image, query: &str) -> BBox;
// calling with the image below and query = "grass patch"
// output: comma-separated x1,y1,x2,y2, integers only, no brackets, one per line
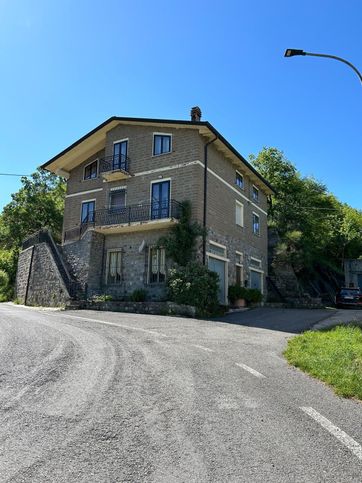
284,325,362,400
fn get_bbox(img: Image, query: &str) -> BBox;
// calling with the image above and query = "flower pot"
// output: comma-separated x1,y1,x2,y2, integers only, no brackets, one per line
234,298,246,308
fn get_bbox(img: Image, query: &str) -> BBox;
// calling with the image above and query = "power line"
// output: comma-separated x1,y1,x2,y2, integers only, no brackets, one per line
0,173,30,177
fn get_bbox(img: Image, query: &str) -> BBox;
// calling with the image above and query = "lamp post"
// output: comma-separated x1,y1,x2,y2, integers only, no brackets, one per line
284,49,362,84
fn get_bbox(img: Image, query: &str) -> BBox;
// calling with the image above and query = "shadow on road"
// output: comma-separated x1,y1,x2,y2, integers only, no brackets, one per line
210,308,335,334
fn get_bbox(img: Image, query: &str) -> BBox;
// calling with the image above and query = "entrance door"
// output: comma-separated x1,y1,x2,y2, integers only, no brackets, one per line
208,257,226,304
151,181,170,219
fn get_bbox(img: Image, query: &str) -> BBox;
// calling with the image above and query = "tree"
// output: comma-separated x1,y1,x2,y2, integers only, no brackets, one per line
158,200,205,266
250,147,362,276
0,169,66,249
0,169,66,295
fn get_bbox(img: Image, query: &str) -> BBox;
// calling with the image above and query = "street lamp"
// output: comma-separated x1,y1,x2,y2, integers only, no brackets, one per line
284,49,362,84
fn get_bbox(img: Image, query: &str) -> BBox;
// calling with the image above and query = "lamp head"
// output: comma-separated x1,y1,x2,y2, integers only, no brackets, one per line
284,49,306,57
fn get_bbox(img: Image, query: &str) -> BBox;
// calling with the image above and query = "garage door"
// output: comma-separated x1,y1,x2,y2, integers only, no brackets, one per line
208,257,226,304
250,269,262,292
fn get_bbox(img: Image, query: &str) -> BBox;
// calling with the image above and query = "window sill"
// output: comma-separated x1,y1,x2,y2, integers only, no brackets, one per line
152,151,173,158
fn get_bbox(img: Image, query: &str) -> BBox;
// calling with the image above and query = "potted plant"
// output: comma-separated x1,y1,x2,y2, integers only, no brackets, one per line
228,285,247,308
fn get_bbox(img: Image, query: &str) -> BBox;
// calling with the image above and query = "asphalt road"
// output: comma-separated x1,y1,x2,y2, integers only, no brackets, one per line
0,304,362,482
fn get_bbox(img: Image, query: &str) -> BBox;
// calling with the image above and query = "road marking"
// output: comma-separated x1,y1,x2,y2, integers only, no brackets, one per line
301,407,362,461
192,344,214,352
235,362,266,379
44,312,168,338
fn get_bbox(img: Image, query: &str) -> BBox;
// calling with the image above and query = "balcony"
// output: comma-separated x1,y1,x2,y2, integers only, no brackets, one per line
99,154,131,182
64,200,182,242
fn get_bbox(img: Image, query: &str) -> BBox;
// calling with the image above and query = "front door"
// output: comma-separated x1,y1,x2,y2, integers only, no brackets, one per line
208,256,226,304
151,181,170,219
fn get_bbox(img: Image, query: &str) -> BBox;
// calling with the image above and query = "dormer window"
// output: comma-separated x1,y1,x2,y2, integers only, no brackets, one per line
84,160,98,180
153,134,171,156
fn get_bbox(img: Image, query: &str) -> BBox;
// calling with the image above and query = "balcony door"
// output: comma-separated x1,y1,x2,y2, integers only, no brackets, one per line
151,180,170,220
113,140,128,170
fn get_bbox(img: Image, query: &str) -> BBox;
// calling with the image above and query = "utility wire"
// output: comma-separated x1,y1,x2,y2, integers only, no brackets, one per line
0,173,30,177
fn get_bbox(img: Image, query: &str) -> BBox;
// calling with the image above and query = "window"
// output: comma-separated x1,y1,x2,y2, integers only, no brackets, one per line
235,201,244,227
153,134,171,156
149,247,166,283
252,213,260,235
151,180,170,219
113,140,128,170
236,252,243,286
252,185,259,202
84,160,98,180
81,200,95,224
235,171,244,189
209,242,227,258
250,257,262,268
109,189,126,212
106,250,122,284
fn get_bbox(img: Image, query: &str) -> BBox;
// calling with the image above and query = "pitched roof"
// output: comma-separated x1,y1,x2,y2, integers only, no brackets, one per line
41,116,274,193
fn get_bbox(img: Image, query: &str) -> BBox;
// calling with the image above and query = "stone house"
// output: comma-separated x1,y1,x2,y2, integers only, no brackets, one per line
344,259,362,289
16,107,274,306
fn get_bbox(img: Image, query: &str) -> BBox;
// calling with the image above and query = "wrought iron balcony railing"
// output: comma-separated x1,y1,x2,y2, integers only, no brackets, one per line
99,154,130,174
94,199,181,226
64,200,182,242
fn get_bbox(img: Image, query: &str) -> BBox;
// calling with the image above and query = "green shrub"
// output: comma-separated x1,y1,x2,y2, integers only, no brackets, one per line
91,294,113,303
228,285,247,304
0,269,11,302
167,262,219,315
228,285,262,305
130,289,147,302
245,288,263,304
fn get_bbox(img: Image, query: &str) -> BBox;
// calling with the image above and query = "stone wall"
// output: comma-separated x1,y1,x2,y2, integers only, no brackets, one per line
15,246,34,304
16,242,71,307
61,230,105,296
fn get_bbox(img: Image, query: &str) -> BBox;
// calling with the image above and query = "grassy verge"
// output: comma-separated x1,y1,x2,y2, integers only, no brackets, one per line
284,325,362,400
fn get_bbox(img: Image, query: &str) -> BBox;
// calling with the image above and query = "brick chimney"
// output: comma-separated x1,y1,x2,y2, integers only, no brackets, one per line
190,106,202,122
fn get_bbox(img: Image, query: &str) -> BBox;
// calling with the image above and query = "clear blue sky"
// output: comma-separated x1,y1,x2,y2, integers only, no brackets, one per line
0,0,361,210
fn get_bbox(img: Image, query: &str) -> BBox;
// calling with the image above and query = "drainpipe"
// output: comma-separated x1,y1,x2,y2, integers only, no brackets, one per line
202,136,218,265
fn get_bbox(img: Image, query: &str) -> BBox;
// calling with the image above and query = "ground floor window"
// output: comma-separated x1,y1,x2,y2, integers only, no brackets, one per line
149,247,166,283
106,250,122,284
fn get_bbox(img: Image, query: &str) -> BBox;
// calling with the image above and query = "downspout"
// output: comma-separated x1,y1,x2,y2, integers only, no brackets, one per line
202,136,218,265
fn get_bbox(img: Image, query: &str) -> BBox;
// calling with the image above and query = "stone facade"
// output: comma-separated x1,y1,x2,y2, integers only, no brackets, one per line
16,242,70,307
345,259,362,288
20,115,272,307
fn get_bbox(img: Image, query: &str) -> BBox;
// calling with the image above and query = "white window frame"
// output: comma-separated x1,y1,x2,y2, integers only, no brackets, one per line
209,240,228,260
80,199,96,223
206,250,229,305
83,159,98,180
235,200,244,227
108,188,127,209
249,268,264,294
235,170,244,190
148,246,167,284
235,251,244,286
252,185,259,202
252,212,260,236
105,248,123,285
152,132,172,156
150,178,172,217
250,256,262,268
